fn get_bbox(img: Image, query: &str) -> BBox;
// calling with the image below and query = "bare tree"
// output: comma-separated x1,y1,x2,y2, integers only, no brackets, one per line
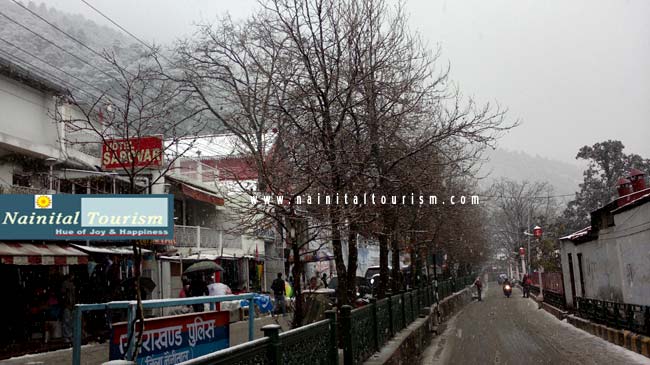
60,53,208,360
486,179,560,276
174,0,515,313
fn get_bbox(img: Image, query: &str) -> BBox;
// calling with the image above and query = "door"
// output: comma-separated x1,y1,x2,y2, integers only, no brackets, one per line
567,253,577,307
577,253,585,297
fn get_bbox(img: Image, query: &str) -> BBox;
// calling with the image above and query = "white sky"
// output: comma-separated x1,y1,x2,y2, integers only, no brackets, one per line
35,0,650,164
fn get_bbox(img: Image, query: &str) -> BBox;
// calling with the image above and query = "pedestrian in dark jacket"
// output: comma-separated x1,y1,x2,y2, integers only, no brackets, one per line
474,277,483,302
190,277,207,312
271,273,286,316
522,274,532,298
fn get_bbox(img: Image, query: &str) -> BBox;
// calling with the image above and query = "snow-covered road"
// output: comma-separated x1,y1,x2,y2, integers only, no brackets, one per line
422,284,649,365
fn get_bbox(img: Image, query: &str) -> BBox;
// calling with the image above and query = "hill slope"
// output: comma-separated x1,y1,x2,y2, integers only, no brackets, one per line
480,148,582,195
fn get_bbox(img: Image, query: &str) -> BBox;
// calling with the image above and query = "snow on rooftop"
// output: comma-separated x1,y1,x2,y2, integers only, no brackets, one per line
166,132,276,159
559,226,591,241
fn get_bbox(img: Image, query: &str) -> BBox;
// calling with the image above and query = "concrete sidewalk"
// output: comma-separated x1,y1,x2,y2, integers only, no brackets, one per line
2,315,291,365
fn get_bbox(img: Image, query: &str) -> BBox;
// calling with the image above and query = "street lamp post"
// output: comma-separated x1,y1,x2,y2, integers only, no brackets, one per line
523,225,543,275
519,247,526,280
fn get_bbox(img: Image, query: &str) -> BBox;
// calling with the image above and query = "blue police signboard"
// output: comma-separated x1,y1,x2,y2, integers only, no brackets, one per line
0,194,174,240
109,311,230,364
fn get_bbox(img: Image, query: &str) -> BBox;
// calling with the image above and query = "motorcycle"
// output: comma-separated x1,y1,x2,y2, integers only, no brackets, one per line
503,284,512,298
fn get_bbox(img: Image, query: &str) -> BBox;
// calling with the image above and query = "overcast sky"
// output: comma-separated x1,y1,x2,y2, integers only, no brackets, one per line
37,0,650,164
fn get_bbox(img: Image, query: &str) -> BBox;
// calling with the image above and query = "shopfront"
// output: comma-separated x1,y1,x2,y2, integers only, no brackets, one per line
0,242,88,358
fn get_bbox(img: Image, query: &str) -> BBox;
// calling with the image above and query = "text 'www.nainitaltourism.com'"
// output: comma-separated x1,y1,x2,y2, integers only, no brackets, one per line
250,194,480,206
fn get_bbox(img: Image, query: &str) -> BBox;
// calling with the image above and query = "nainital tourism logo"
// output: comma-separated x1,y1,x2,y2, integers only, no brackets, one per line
0,194,174,241
34,195,52,209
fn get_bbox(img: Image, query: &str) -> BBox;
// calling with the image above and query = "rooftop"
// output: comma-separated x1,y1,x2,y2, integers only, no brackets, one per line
0,54,67,95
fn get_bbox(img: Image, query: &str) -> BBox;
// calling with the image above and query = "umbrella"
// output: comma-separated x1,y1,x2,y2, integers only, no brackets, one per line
184,260,223,274
121,277,156,292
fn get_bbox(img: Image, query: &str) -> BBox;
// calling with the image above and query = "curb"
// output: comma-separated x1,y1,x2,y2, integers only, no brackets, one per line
527,293,568,320
565,314,650,359
364,287,473,365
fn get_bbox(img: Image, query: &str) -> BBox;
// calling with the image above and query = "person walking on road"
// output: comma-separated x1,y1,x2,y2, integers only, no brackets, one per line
474,276,483,302
522,274,532,298
271,273,286,317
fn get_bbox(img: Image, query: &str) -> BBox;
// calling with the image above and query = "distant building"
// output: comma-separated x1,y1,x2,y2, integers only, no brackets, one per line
559,168,650,308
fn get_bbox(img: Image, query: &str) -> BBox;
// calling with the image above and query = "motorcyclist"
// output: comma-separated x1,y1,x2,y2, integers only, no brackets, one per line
502,278,512,297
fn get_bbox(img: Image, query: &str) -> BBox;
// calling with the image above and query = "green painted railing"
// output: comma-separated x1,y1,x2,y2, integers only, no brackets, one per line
341,276,474,365
182,311,338,365
180,275,476,365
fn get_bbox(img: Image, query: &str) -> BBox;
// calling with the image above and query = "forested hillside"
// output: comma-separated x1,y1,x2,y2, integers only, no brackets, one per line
0,0,145,94
480,148,582,195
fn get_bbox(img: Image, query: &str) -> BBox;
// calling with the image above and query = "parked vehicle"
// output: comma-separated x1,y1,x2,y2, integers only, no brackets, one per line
497,273,508,285
325,276,371,305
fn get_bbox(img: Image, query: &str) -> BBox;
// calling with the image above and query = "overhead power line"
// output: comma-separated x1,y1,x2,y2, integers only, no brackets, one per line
0,47,99,101
0,37,105,96
11,0,107,61
0,9,115,81
79,0,172,62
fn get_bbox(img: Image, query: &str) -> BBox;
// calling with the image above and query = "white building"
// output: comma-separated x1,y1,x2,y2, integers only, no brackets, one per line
559,169,650,308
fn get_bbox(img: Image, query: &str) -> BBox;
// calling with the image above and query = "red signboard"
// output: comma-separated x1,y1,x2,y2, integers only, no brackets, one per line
102,136,163,170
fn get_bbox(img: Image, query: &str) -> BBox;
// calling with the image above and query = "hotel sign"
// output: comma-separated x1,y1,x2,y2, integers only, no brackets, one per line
102,136,164,170
0,194,174,241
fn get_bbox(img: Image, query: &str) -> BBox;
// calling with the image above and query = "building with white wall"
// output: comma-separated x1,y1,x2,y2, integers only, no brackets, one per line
559,169,650,308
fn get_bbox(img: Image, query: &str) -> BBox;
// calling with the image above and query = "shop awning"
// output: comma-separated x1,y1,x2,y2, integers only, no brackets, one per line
0,242,88,265
181,182,225,206
167,175,225,206
71,244,152,255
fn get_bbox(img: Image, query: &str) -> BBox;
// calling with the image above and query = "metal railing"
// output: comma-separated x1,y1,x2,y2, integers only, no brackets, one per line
436,275,475,301
173,225,245,249
576,297,650,336
341,277,475,365
181,312,338,365
529,285,541,296
0,184,51,194
542,290,566,310
178,276,476,365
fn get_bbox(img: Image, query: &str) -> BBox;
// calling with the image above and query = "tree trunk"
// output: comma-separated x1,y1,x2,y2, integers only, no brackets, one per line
391,233,401,292
346,223,359,302
378,233,389,298
331,215,348,307
290,237,304,328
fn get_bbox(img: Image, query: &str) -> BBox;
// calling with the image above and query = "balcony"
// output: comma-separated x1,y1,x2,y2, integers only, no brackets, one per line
173,225,243,249
64,125,102,158
0,185,52,195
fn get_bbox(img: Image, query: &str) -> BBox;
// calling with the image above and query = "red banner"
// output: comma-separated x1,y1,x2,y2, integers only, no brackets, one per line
102,136,163,170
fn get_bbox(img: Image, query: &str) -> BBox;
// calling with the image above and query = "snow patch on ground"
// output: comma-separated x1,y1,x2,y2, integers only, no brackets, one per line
3,343,99,362
538,309,649,365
